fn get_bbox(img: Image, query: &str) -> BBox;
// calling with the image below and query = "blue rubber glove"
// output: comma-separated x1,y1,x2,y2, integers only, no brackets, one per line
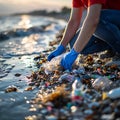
61,48,79,71
47,44,65,61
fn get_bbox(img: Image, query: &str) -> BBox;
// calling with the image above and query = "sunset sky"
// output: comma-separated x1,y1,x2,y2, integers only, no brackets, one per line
0,0,71,15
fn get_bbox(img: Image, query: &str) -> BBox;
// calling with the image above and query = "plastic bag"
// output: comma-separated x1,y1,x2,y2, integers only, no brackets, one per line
43,54,64,74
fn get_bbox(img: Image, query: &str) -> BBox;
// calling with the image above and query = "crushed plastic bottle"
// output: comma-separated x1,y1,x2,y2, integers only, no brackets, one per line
43,54,64,74
73,65,85,74
71,79,83,103
92,76,113,90
58,73,75,83
102,87,120,100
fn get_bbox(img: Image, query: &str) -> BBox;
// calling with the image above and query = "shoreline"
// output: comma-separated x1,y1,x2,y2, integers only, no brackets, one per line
0,9,120,120
12,7,71,22
0,15,66,120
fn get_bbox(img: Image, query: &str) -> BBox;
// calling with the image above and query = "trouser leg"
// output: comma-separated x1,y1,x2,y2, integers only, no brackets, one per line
94,10,120,53
69,29,111,55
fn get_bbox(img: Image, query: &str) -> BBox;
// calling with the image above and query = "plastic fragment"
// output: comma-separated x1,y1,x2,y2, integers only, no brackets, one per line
102,87,120,99
71,79,83,103
58,73,75,83
43,54,65,74
92,76,112,90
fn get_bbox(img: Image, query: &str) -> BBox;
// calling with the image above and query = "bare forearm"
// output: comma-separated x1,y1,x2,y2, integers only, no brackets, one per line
74,5,102,53
60,7,83,47
60,20,80,47
74,17,98,52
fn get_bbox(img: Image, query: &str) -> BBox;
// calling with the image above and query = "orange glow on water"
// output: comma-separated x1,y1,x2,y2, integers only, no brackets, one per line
18,15,32,29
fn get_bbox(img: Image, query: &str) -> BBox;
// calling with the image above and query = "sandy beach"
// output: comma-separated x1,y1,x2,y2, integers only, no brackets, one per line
0,8,120,120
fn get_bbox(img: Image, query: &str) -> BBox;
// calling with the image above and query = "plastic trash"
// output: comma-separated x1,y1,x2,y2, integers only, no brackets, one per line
102,87,120,99
73,66,85,74
43,54,64,74
71,79,83,102
92,76,113,90
58,73,75,83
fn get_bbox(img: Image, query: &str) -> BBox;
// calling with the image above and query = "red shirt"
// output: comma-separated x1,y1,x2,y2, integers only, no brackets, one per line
72,0,120,10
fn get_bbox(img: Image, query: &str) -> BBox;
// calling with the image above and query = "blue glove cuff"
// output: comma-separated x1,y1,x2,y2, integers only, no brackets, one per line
58,44,65,52
71,48,79,56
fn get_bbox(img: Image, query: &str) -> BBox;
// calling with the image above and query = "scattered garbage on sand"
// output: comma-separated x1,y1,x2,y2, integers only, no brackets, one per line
25,35,120,120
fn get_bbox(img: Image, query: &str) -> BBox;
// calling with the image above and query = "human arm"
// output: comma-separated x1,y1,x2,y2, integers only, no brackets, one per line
73,4,102,52
61,4,102,70
61,7,83,47
48,7,83,61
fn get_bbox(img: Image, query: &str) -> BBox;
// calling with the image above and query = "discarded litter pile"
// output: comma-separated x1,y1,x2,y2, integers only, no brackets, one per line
25,36,120,120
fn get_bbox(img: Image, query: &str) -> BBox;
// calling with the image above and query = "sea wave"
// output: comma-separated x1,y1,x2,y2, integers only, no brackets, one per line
0,15,66,57
0,15,66,40
0,24,51,40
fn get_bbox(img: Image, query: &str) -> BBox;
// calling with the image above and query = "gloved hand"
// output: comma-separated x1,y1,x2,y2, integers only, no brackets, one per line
47,44,65,61
61,48,79,71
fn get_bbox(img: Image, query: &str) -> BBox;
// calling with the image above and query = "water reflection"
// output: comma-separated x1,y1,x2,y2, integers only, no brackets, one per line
21,34,44,54
0,15,66,120
18,15,32,29
10,98,16,102
21,34,39,44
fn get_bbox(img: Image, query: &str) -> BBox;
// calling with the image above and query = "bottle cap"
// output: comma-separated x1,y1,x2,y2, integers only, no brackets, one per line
102,92,108,100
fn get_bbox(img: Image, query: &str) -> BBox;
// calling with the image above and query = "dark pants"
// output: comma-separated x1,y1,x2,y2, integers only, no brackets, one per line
69,10,120,54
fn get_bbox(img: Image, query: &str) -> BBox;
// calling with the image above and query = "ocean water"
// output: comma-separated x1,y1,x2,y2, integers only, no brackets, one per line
0,15,66,120
0,15,66,57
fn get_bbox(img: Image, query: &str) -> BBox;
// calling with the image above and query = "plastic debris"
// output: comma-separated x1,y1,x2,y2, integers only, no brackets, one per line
58,73,75,83
27,40,120,120
102,87,120,99
71,79,83,103
43,54,64,74
46,115,57,120
92,76,113,90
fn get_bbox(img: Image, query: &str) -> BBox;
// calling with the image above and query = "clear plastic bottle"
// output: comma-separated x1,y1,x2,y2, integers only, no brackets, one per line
103,87,120,99
58,73,75,83
71,79,83,102
92,76,113,90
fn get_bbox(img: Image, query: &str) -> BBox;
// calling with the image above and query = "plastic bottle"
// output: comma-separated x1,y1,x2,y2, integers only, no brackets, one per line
58,73,75,83
92,76,112,90
71,79,83,102
102,87,120,99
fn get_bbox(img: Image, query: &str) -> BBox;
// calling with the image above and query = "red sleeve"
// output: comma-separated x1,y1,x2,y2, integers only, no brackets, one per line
72,0,83,8
88,0,106,7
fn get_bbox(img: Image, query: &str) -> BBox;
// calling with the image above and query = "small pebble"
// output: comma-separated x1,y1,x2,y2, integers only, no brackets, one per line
5,85,18,93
